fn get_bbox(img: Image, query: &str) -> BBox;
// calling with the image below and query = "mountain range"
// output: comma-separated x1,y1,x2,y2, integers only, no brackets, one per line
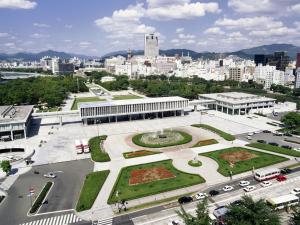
0,44,299,61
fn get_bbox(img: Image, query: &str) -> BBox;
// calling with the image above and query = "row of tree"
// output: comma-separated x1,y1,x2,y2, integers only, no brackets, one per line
0,67,53,75
0,76,88,107
177,196,300,225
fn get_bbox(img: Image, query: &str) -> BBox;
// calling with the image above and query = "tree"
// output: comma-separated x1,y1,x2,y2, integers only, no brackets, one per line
281,112,300,128
290,205,300,225
176,198,211,225
225,196,280,225
1,160,11,175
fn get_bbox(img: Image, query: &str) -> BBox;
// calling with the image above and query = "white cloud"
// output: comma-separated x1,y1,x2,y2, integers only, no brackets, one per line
215,17,283,30
95,4,155,39
288,3,300,12
0,32,9,37
65,24,73,29
228,0,274,13
176,28,184,33
171,39,179,44
79,41,91,48
30,33,50,38
249,27,298,37
4,42,15,47
178,33,195,39
146,1,220,20
204,27,224,35
63,39,72,43
0,0,36,9
33,23,50,28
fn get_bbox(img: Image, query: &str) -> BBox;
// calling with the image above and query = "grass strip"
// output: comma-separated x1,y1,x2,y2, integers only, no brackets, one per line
123,150,161,159
76,170,110,212
89,135,111,162
192,124,235,141
247,142,300,157
188,160,202,167
29,182,53,214
192,139,218,148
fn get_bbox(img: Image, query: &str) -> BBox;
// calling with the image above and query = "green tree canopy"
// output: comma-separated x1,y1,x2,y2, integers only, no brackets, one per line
1,160,11,175
281,112,300,128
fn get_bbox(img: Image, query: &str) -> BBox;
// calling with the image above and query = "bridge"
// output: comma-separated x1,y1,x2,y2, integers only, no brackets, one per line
32,110,80,126
188,99,215,110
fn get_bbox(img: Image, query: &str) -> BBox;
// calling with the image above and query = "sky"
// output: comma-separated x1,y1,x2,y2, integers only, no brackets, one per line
0,0,299,56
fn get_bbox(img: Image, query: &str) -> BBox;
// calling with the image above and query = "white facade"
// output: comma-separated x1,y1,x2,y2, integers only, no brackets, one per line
144,34,159,58
295,68,300,89
79,97,189,124
254,64,284,89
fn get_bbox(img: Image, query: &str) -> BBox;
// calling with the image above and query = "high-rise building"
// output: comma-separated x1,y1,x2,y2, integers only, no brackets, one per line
229,67,243,81
267,51,290,71
296,53,300,69
144,34,159,58
254,54,268,66
295,68,300,89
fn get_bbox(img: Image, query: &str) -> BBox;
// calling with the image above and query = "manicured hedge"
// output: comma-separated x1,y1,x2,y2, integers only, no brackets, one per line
89,135,111,162
132,131,192,148
247,142,300,157
29,182,53,214
188,160,202,167
192,139,218,147
123,150,161,159
76,170,110,212
192,124,235,141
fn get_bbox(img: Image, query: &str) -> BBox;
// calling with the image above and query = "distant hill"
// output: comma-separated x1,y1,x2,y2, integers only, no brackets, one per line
0,44,299,61
0,50,96,61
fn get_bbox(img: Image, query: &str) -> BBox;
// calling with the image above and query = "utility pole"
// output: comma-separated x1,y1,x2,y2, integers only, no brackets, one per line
77,77,79,93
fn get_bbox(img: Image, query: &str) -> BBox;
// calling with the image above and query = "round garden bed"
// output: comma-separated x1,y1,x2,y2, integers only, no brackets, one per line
132,130,192,148
188,160,202,167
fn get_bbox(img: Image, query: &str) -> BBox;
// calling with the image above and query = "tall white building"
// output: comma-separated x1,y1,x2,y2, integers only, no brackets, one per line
144,33,159,58
254,64,284,89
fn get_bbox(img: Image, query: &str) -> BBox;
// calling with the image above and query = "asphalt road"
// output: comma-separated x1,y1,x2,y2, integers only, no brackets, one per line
0,159,93,225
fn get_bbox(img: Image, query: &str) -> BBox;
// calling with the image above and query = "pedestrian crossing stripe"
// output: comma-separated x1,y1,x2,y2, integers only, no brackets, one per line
93,217,113,225
19,213,82,225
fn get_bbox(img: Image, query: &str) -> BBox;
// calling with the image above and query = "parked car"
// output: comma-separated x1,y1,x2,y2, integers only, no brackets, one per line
281,168,292,175
239,180,250,187
43,172,56,178
168,220,180,225
248,132,254,136
195,192,207,200
230,200,242,206
276,175,287,182
284,133,293,137
178,196,193,204
257,140,266,144
295,148,300,152
247,136,252,140
222,185,234,192
209,190,220,196
260,181,272,187
281,145,292,149
274,132,283,136
254,131,261,134
291,188,300,196
243,186,256,192
269,142,279,146
263,130,271,133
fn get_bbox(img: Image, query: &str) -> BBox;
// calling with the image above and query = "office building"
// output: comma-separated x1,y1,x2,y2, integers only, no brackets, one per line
267,51,290,71
144,34,159,58
254,54,268,66
79,97,189,125
52,58,74,75
0,105,33,140
229,67,243,81
296,53,300,69
199,92,276,115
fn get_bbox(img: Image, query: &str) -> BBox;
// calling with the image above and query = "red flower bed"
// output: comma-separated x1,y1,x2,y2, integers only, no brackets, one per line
129,166,176,185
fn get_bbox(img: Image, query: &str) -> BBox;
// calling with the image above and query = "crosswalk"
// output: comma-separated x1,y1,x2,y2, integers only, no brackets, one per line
92,217,113,225
19,213,82,225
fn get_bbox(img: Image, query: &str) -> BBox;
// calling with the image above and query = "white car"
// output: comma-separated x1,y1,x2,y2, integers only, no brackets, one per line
260,181,272,187
239,180,250,187
247,136,252,140
248,132,254,136
223,185,234,192
291,188,300,195
254,131,260,134
44,172,56,178
295,148,300,152
168,220,180,225
195,192,207,200
243,186,256,192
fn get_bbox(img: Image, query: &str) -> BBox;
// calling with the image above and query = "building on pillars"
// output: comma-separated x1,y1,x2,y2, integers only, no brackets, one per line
79,97,189,125
0,105,33,141
199,92,276,115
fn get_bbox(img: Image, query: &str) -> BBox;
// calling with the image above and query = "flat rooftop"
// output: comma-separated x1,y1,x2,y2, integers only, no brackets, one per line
0,105,34,124
199,92,275,104
79,96,188,108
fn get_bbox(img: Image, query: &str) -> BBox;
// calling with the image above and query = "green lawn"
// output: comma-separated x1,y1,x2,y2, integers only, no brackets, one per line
89,136,111,162
192,124,235,141
246,142,300,157
200,147,288,177
37,106,61,113
188,160,202,167
112,95,143,100
107,160,205,204
71,97,105,110
192,139,218,147
123,150,161,159
132,131,192,148
76,171,110,212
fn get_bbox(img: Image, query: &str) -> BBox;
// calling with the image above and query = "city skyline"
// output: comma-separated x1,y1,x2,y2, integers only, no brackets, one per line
0,0,299,56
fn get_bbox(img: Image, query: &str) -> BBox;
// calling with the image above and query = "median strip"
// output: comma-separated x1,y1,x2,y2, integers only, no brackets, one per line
29,182,53,214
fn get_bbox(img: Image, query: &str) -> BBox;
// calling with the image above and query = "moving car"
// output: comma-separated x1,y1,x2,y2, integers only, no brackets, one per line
195,192,207,200
243,186,256,192
260,181,272,187
178,196,193,204
269,142,279,146
291,188,300,196
263,130,271,133
222,185,234,192
43,172,56,178
276,175,287,182
209,190,220,196
168,220,180,225
239,180,250,187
